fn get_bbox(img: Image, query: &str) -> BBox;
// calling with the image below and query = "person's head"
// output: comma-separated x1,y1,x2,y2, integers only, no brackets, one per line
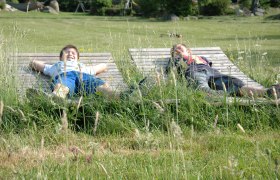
170,43,187,59
59,44,80,61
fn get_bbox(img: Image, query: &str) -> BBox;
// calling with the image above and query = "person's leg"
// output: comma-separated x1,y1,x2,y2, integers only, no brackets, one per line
209,76,245,96
211,75,278,98
52,72,76,99
79,73,119,99
266,84,280,99
52,83,70,99
96,83,120,99
238,86,266,97
212,77,279,98
187,70,225,95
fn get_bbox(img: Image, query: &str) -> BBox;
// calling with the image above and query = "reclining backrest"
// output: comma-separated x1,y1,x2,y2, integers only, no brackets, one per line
129,47,264,89
12,53,127,95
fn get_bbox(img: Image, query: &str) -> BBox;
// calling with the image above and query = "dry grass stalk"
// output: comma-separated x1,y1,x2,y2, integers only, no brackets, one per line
99,162,109,177
191,117,194,137
272,87,279,107
69,146,85,156
272,87,278,100
93,111,100,135
40,137,44,150
222,82,227,93
159,100,165,109
126,70,131,82
249,90,255,101
137,88,143,99
160,67,166,85
76,96,83,110
156,72,161,86
145,119,150,132
5,106,15,112
237,123,245,133
18,109,26,122
133,128,141,140
61,109,68,131
170,120,183,141
39,137,45,160
63,51,67,77
0,100,3,124
213,114,218,128
171,71,177,86
152,101,164,113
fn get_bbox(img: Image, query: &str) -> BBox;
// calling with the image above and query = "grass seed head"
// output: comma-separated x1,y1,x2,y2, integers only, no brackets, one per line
18,109,26,122
0,100,3,123
213,114,218,128
133,128,141,140
170,120,183,140
61,110,68,131
152,101,164,113
93,111,100,135
272,87,277,100
76,96,83,110
156,71,161,86
237,123,245,133
171,71,177,86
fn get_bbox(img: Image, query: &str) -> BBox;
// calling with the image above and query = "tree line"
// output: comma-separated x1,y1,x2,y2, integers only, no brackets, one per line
1,0,279,16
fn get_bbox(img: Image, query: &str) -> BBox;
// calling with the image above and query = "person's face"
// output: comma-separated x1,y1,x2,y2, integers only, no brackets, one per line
175,44,187,53
173,44,187,59
62,48,78,61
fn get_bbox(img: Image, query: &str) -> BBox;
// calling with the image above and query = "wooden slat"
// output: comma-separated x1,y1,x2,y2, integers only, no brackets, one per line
11,53,127,95
128,47,264,89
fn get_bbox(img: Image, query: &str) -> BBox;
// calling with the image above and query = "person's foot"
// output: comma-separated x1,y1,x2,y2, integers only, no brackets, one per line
267,84,280,99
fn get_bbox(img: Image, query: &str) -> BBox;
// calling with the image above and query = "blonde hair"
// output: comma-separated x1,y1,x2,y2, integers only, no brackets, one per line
170,43,187,59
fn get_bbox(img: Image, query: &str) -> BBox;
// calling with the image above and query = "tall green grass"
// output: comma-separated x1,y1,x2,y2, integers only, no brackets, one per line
0,11,279,178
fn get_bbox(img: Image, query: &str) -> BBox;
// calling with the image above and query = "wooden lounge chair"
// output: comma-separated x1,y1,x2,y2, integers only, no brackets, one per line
12,53,127,95
129,47,279,106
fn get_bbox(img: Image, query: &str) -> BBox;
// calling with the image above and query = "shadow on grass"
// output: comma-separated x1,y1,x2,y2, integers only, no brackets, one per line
265,13,280,20
0,11,167,22
212,34,280,41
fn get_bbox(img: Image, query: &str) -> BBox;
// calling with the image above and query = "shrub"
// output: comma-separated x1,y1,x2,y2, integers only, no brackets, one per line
104,7,122,16
165,0,194,16
50,0,91,12
50,0,76,12
270,0,280,7
239,0,278,10
134,0,162,17
6,0,19,3
90,0,112,15
135,0,196,17
200,0,231,16
239,0,252,9
0,2,5,9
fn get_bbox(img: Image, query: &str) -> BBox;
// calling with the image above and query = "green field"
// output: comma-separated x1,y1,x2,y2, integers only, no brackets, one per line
0,10,280,178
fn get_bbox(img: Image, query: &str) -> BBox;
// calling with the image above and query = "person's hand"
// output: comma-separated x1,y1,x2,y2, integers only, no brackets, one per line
29,60,35,68
174,45,188,58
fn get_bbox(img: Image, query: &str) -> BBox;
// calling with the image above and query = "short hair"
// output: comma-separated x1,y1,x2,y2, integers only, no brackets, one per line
170,43,187,58
59,44,80,60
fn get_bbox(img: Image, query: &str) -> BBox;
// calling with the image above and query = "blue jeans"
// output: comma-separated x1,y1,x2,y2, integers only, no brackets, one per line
187,68,244,96
51,71,105,97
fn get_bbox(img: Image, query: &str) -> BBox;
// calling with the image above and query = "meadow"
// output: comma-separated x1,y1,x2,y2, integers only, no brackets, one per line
0,10,280,178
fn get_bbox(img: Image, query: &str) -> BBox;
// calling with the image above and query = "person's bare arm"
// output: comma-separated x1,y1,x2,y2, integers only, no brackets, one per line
30,60,46,73
91,63,108,75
